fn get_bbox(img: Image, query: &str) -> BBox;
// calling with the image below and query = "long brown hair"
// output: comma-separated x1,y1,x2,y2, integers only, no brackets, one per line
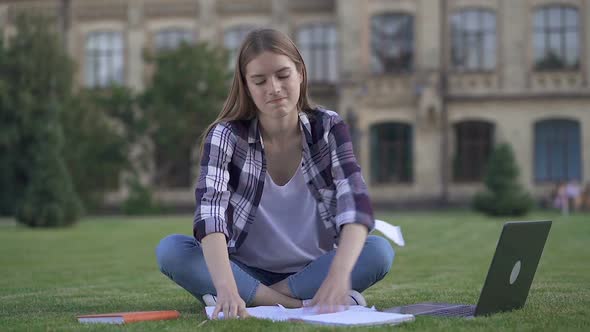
199,28,315,154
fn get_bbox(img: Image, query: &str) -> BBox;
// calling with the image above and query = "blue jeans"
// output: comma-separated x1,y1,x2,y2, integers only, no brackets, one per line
156,234,394,305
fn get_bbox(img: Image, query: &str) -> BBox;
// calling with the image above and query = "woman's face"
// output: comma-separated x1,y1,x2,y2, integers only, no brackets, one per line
244,51,303,120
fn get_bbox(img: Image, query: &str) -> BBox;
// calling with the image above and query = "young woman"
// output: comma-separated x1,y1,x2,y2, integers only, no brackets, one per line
156,28,394,319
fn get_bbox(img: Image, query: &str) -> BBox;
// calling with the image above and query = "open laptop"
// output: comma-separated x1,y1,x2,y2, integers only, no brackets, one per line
385,220,552,318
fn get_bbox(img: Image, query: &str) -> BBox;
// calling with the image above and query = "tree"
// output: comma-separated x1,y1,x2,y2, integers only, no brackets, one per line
61,87,147,210
0,35,20,215
140,43,228,188
16,102,82,226
0,13,82,226
473,143,534,216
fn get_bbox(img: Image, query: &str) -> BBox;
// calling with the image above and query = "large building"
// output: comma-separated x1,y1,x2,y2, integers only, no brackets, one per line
1,0,589,207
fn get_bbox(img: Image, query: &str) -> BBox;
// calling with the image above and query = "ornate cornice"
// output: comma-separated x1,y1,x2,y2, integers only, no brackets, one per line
73,0,128,21
216,0,272,15
288,0,335,13
144,0,199,18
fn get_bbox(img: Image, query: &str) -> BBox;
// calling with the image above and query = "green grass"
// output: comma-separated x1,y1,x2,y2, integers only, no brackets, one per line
0,210,589,331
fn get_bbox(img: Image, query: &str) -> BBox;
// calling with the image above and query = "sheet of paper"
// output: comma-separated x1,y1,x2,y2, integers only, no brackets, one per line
299,310,414,326
374,219,405,246
205,305,374,321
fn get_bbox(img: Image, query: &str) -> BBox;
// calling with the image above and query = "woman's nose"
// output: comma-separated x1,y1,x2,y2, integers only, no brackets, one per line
269,77,281,95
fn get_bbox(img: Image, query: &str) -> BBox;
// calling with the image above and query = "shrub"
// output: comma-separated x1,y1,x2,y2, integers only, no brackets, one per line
473,143,534,216
121,177,165,215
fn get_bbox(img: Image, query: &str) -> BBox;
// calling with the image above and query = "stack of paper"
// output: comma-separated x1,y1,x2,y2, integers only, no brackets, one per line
205,305,414,326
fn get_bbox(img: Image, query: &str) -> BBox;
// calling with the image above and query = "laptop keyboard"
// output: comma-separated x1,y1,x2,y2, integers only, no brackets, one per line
424,305,476,317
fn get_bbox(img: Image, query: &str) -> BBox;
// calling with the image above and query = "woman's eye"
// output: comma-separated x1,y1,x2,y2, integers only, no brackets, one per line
254,80,265,85
278,74,290,80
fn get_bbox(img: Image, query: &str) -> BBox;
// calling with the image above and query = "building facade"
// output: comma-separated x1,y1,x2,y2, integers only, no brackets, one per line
1,0,589,207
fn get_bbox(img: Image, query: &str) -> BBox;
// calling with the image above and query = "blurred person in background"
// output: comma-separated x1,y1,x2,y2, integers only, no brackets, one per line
156,28,394,320
582,183,590,211
566,180,582,212
553,181,568,214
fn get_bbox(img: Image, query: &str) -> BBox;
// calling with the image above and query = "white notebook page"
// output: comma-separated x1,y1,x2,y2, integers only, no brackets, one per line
205,305,414,326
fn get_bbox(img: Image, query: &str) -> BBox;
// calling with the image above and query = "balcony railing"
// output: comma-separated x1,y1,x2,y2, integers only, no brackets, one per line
448,72,499,96
529,71,585,93
360,74,420,107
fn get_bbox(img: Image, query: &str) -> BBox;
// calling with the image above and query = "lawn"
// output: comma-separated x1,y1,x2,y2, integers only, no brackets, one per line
0,210,589,331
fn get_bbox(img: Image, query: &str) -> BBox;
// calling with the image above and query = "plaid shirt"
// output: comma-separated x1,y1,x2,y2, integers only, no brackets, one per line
193,109,374,253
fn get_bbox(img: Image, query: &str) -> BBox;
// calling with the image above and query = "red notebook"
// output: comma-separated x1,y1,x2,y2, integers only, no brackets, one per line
77,310,180,324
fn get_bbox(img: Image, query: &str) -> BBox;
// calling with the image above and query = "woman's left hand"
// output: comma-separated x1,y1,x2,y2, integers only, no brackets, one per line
308,272,351,313
308,224,368,313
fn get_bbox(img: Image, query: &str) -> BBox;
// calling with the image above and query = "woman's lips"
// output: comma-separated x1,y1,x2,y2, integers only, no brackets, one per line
268,97,287,104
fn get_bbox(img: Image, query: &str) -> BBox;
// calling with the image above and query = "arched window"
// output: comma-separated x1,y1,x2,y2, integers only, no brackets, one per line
370,123,413,183
85,31,124,88
533,6,580,70
451,9,496,71
534,119,581,182
296,23,338,83
453,121,495,182
371,13,414,73
155,28,195,51
224,25,257,68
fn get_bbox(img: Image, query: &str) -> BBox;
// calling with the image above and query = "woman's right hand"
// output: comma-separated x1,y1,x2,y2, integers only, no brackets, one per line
211,287,249,319
201,233,249,319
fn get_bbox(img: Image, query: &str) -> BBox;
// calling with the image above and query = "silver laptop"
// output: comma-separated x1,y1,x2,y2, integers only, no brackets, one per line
385,220,552,318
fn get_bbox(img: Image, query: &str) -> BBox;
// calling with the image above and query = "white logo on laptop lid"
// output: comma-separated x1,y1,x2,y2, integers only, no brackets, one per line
510,260,521,285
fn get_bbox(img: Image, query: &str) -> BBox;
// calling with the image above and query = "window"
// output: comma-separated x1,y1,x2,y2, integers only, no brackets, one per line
155,28,194,51
371,13,414,73
370,123,413,183
451,9,496,71
296,24,339,83
85,31,124,88
534,119,581,182
533,6,580,70
453,121,494,182
224,26,256,69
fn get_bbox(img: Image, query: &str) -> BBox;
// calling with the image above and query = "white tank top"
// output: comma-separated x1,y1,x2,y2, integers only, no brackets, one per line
232,161,329,273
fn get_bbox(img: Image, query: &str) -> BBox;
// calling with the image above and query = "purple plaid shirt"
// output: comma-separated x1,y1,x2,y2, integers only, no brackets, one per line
193,108,374,253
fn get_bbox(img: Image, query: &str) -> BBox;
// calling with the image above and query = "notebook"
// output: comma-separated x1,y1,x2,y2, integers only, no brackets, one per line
205,305,414,326
77,310,180,324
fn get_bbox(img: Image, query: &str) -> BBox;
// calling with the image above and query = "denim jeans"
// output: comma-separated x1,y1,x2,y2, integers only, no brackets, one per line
156,234,394,305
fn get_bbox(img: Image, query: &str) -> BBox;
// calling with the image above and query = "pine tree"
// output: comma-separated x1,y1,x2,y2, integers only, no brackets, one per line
16,102,82,226
0,35,19,215
473,143,534,216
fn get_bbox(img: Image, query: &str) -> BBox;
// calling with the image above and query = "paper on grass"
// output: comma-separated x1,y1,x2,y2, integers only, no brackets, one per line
298,310,415,326
205,305,414,326
205,305,375,321
374,219,405,246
